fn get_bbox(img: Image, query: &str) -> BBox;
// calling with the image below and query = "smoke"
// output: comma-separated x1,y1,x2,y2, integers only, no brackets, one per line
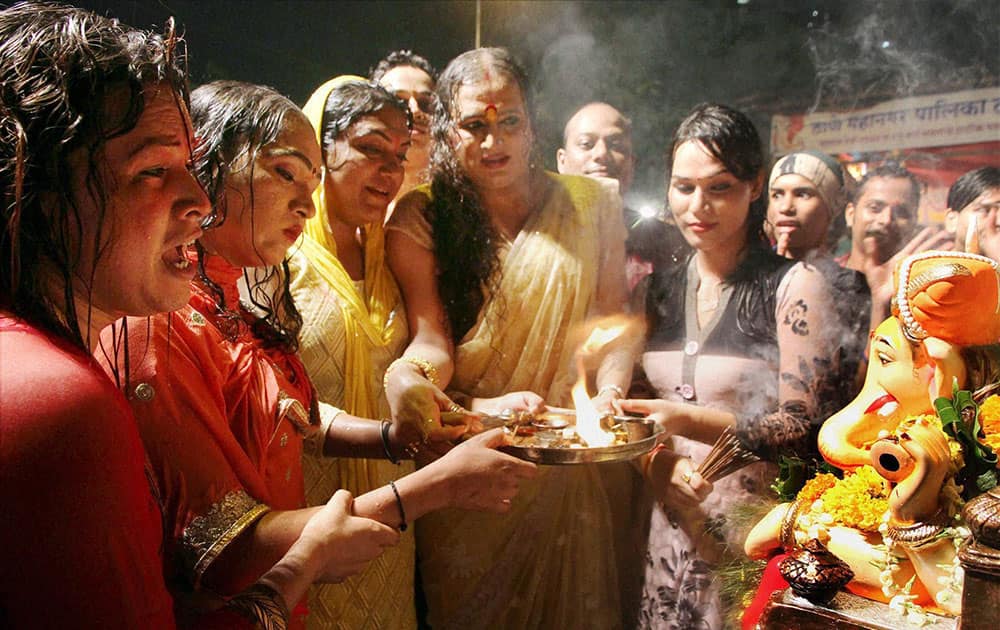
476,1,997,210
805,2,1000,112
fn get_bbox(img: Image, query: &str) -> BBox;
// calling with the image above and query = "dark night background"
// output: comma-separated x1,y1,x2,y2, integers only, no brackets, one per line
71,0,1000,208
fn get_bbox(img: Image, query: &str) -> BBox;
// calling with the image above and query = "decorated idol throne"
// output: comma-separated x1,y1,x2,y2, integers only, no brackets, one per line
744,252,1000,628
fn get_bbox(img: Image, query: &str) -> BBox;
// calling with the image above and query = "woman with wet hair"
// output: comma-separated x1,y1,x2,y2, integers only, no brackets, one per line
618,104,843,629
290,76,420,629
0,4,375,628
386,47,632,629
98,79,535,626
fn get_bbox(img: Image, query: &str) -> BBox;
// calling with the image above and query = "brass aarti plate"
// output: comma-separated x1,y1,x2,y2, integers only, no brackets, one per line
482,411,662,465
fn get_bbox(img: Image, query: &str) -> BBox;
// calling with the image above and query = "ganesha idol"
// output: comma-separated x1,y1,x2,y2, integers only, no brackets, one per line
746,251,1000,617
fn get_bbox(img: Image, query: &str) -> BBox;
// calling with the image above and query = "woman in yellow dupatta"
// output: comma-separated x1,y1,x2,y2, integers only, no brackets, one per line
289,76,419,629
385,48,634,629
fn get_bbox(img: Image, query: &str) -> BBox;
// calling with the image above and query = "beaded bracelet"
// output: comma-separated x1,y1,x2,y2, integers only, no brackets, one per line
380,420,400,465
383,356,441,392
389,480,407,532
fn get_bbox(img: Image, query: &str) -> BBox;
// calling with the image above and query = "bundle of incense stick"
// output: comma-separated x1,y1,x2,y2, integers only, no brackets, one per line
696,427,761,483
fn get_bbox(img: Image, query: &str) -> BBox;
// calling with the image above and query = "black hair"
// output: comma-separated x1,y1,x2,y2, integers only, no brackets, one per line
370,49,437,83
189,80,307,353
947,166,1000,214
426,47,537,343
0,1,187,349
318,79,412,161
852,161,922,209
651,103,786,344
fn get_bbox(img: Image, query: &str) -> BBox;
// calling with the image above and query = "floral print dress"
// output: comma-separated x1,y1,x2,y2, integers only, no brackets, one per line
636,255,845,629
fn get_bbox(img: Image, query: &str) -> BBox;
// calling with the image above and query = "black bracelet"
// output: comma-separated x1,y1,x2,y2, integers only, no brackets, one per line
380,420,400,465
389,480,407,532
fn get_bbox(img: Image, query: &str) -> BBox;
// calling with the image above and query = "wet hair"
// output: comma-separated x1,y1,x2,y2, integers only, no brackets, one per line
370,49,437,83
318,79,412,160
650,103,787,344
852,161,922,209
947,166,1000,214
189,80,306,353
0,1,187,349
427,47,537,343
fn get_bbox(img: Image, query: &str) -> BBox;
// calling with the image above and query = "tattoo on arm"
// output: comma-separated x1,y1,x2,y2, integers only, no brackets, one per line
785,299,809,337
783,299,809,336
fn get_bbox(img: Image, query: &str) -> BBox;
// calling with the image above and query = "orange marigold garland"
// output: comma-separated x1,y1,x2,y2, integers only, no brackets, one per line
980,394,1000,455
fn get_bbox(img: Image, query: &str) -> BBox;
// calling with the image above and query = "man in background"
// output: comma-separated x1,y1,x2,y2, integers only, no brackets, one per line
557,102,684,291
371,50,437,201
840,162,951,327
945,166,1000,262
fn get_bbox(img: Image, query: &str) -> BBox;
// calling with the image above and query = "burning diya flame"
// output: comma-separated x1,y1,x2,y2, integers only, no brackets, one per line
580,322,628,354
569,321,630,447
571,378,615,447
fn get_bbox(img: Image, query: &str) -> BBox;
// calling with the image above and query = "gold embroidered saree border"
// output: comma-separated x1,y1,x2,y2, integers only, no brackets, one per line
180,490,271,589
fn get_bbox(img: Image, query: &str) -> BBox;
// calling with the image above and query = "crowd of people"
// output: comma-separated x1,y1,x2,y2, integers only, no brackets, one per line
1,3,997,629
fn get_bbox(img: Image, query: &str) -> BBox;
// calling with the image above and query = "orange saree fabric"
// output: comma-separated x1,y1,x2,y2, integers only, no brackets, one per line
97,255,318,623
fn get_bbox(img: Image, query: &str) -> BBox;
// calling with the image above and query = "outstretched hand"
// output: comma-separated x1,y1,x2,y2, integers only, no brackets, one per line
386,366,471,462
434,428,538,513
617,398,689,438
469,391,545,417
864,226,954,315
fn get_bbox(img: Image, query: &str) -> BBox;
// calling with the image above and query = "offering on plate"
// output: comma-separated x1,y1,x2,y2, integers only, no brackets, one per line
482,407,660,465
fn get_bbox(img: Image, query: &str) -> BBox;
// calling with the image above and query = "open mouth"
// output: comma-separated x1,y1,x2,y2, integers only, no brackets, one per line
365,185,391,198
164,240,197,272
482,155,510,169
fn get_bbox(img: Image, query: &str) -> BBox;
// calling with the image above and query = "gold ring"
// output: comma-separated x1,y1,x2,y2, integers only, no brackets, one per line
448,402,464,414
681,471,693,484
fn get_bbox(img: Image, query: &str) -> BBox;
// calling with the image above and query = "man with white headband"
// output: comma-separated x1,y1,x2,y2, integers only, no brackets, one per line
767,151,870,392
767,150,851,259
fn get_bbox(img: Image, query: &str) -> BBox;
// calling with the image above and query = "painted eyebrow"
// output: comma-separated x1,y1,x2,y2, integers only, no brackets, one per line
671,167,729,181
265,147,318,174
127,135,184,161
353,128,412,150
874,335,894,349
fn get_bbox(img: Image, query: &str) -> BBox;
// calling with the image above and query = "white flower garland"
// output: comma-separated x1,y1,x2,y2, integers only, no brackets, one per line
875,512,969,627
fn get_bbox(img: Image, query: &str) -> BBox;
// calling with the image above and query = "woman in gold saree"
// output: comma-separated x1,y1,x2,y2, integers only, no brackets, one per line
290,76,420,629
385,48,633,629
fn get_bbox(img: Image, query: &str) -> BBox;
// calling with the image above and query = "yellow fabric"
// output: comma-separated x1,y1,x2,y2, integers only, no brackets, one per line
296,77,415,630
299,75,401,419
389,172,627,629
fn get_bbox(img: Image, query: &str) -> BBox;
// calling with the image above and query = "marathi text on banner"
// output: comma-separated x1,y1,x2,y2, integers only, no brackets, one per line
771,87,1000,155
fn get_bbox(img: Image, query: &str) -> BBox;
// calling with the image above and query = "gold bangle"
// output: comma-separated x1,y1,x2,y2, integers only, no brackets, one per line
383,356,440,391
